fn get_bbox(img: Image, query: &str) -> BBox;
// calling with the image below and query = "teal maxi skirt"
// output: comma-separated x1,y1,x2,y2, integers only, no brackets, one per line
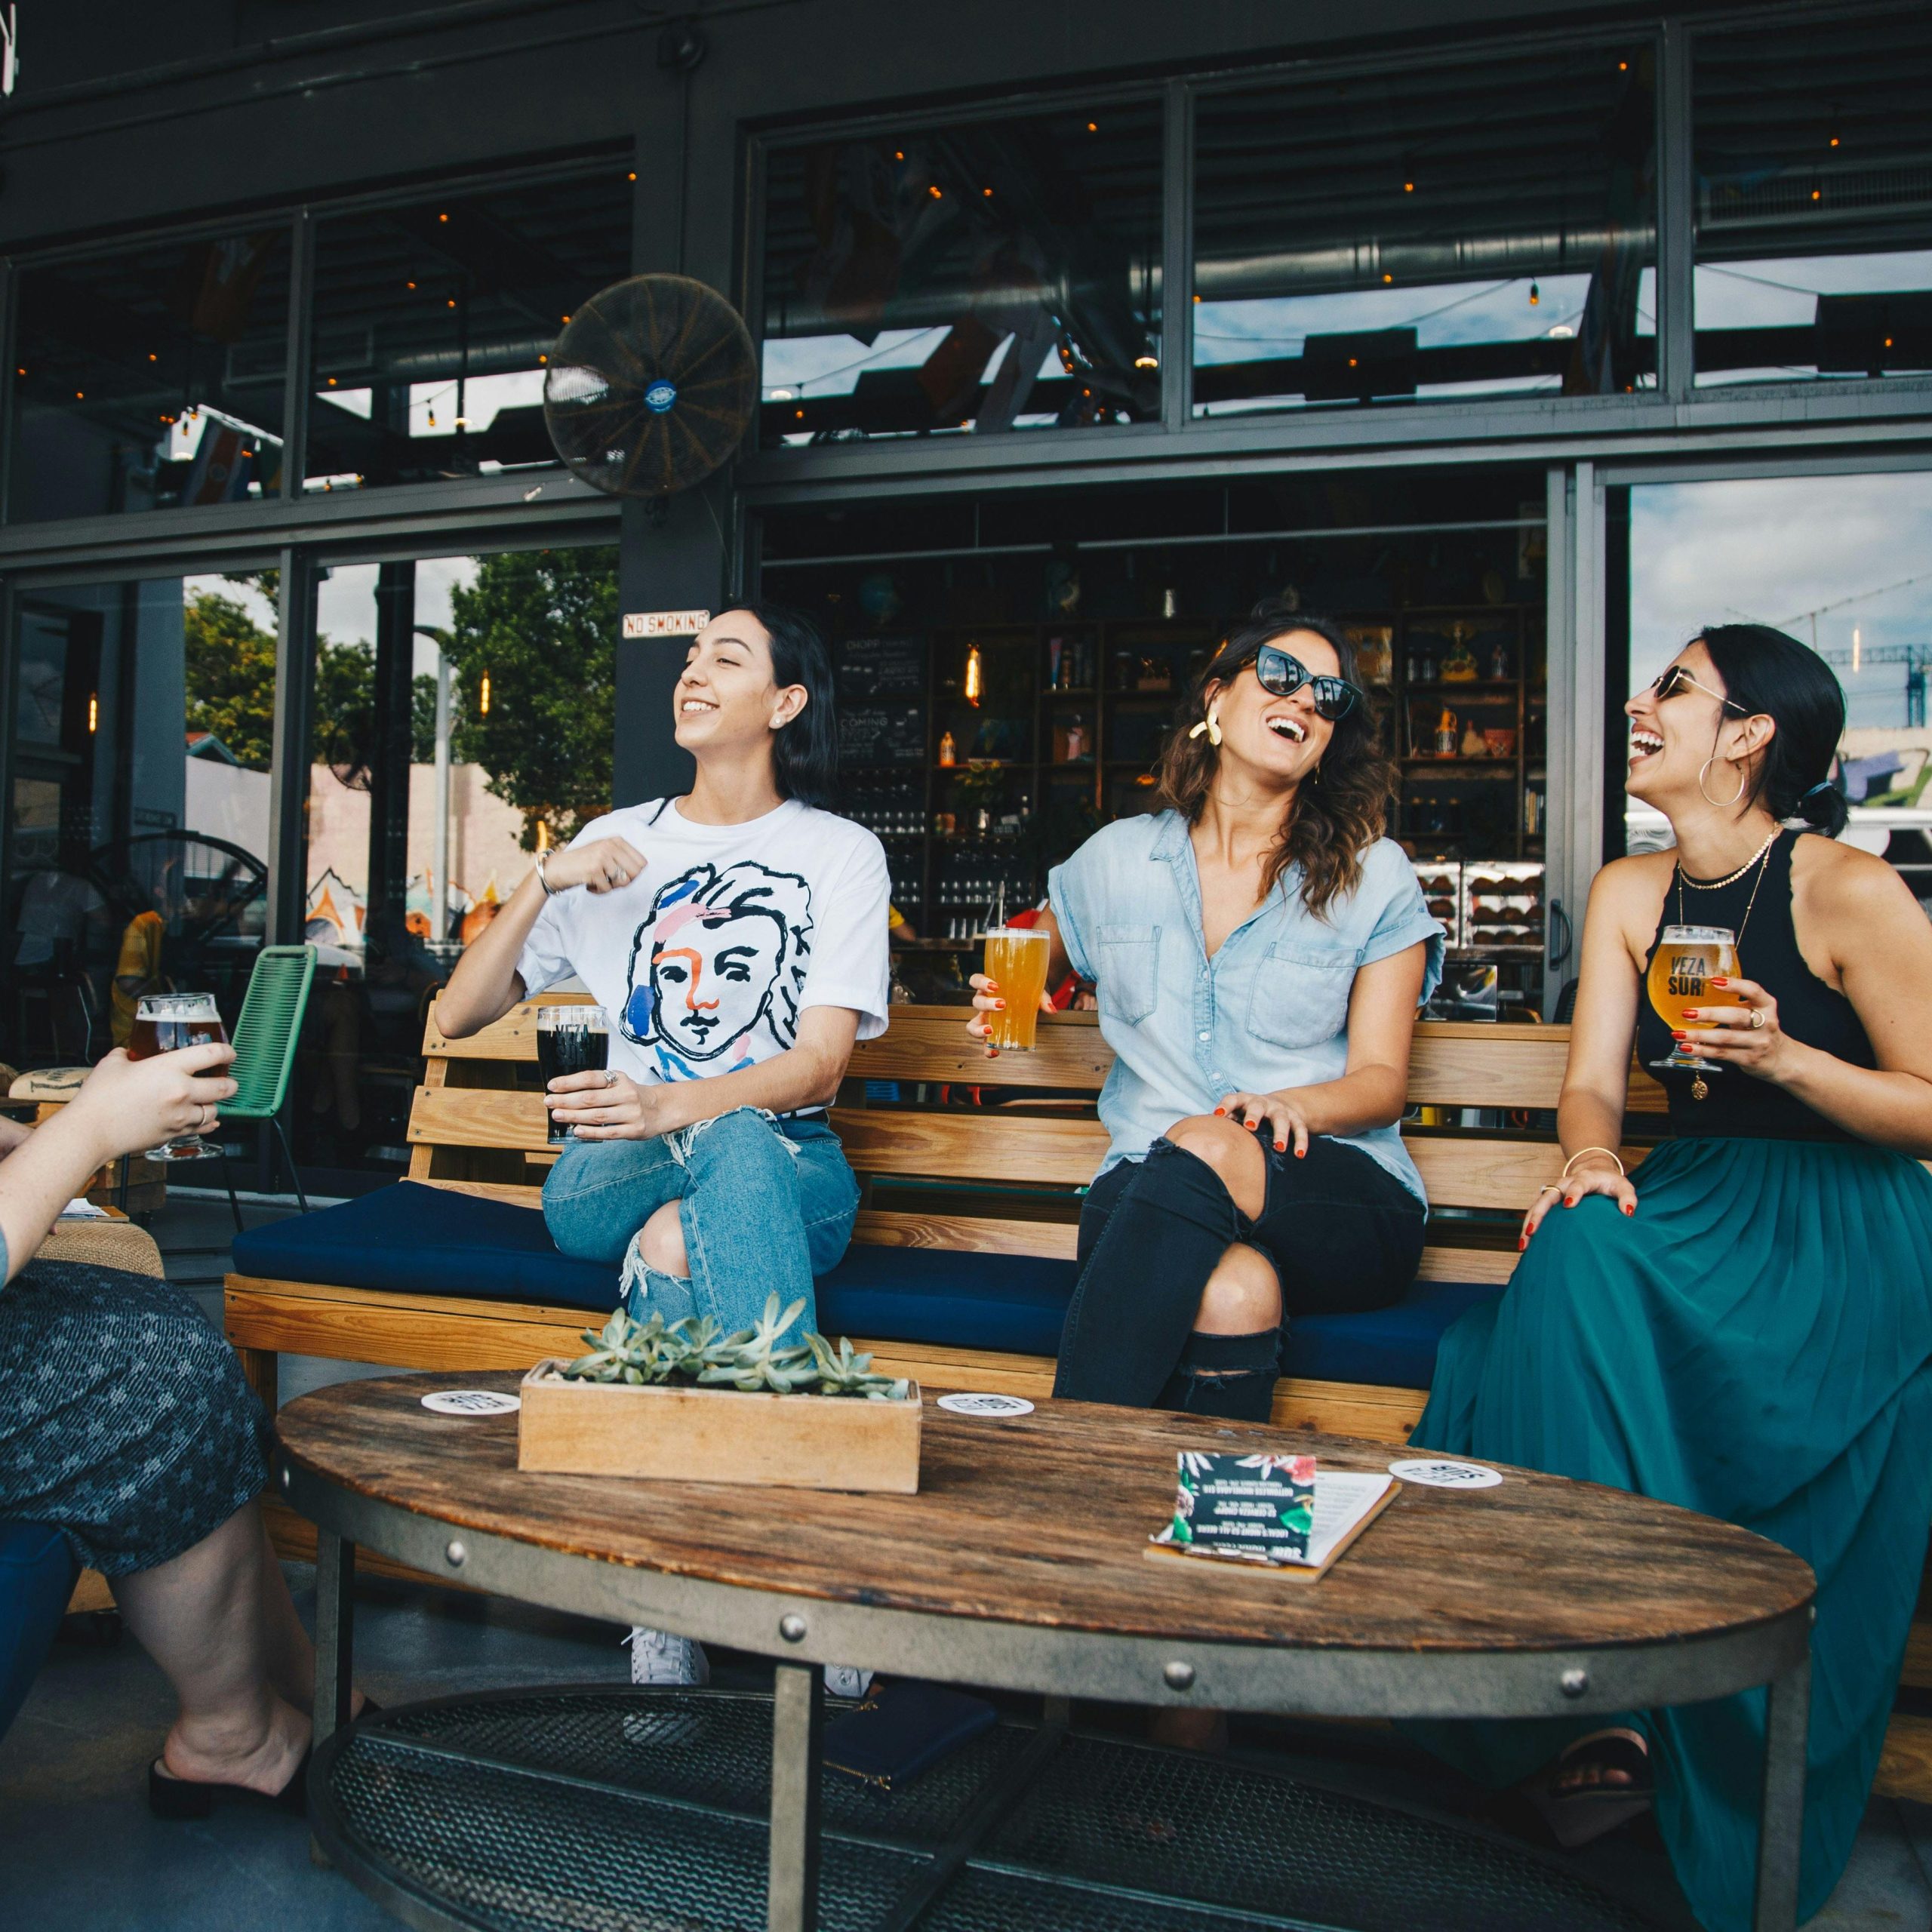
1411,1134,1932,1932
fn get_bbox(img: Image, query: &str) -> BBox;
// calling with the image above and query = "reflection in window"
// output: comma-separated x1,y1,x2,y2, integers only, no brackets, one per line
1620,475,1932,895
759,103,1162,444
2,575,274,1063
11,229,291,521
295,547,617,1180
1193,45,1657,415
1695,15,1932,386
306,171,632,493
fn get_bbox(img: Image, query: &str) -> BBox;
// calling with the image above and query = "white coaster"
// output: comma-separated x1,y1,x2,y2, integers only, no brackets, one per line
1387,1457,1503,1490
420,1389,522,1417
937,1392,1035,1418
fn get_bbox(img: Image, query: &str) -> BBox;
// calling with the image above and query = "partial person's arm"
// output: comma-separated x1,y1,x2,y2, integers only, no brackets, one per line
0,1044,235,1286
1217,943,1429,1153
549,1004,863,1138
1521,859,1651,1241
1681,849,1932,1156
435,834,647,1038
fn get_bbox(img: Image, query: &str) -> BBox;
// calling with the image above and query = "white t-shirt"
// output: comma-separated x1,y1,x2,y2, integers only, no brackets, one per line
515,797,891,1090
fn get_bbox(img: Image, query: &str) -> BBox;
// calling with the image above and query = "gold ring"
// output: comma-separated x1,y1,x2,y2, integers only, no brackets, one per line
1749,1010,1764,1029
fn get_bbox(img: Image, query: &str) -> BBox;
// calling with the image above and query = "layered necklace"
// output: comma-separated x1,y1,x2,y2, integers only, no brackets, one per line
1672,825,1782,1100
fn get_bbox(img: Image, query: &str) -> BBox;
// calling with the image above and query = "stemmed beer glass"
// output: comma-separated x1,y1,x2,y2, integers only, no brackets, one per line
127,992,229,1159
1645,926,1741,1078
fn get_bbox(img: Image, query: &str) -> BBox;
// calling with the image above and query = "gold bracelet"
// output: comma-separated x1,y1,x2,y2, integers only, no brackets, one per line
1561,1146,1625,1179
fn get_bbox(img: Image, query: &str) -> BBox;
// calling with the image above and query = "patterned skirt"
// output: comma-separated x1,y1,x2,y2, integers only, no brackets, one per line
0,1260,271,1575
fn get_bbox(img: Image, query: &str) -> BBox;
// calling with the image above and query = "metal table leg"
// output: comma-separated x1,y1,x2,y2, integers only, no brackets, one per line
311,1531,356,1866
768,1662,823,1932
1752,1651,1811,1932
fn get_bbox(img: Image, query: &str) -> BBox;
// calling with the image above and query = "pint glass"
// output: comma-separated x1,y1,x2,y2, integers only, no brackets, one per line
1646,926,1740,1074
128,992,229,1158
983,928,1051,1051
537,1005,611,1141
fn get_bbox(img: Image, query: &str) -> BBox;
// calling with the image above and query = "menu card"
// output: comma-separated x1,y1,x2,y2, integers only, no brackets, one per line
1148,1452,1398,1580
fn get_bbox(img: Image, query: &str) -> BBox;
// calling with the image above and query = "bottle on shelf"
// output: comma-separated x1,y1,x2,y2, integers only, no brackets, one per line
938,731,956,767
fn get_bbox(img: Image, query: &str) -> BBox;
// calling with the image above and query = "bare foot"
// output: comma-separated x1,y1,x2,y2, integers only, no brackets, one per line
159,1694,309,1796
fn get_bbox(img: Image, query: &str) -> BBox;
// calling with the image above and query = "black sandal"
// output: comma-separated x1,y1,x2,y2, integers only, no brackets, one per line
1522,1727,1654,1850
147,1745,310,1820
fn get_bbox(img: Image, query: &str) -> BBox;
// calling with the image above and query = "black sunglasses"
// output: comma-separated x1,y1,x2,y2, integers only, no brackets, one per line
1650,664,1748,713
1249,643,1361,721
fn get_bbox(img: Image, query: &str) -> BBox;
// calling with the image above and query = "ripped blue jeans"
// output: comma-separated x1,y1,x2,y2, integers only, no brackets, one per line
541,1107,860,1336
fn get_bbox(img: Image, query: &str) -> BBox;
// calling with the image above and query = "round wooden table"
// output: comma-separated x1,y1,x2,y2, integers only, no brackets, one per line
276,1373,1816,1932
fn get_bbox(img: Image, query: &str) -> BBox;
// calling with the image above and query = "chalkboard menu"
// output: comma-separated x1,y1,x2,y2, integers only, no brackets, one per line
839,702,926,767
836,637,926,766
838,637,926,699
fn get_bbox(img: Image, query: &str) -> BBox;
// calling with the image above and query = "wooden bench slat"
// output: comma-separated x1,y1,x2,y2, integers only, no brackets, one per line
849,1010,1110,1089
1409,1136,1648,1213
408,1085,549,1150
831,1106,1109,1187
854,1208,1079,1258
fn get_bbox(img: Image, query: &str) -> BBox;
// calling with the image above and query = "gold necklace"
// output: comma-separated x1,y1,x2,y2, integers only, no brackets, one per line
1677,826,1780,891
1674,830,1780,1100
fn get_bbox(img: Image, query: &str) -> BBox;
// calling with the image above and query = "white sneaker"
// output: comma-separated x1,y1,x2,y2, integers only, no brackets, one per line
823,1665,874,1700
627,1626,710,1687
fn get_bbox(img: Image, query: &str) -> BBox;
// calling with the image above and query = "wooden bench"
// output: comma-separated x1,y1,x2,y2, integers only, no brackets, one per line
223,997,1932,1800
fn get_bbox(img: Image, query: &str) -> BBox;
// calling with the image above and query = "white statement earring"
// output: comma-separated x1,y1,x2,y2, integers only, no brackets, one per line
1188,707,1223,747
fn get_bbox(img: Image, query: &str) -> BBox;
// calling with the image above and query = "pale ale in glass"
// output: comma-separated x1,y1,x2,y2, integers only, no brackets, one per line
1646,925,1740,1072
983,927,1051,1051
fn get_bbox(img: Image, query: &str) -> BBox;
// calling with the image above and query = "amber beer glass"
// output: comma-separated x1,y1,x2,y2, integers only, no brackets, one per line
983,927,1051,1051
1646,926,1741,1073
127,992,229,1158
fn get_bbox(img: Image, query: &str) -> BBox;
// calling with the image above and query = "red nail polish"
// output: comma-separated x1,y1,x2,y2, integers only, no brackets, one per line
1623,1203,1635,1216
1214,1107,1225,1116
1518,1235,1527,1251
1671,1030,1687,1040
1294,1146,1306,1158
1682,1008,1698,1019
1275,1141,1287,1152
1709,977,1728,987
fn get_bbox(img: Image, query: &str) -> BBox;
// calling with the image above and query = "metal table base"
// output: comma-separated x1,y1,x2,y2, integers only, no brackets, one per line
309,1680,1681,1932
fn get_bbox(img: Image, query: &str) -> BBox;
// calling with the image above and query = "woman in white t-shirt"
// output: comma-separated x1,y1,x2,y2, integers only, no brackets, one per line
437,605,891,1343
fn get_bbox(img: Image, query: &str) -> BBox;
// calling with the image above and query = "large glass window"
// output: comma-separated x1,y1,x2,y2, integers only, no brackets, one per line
11,228,292,521
4,572,275,1066
306,172,632,494
758,100,1163,445
1193,44,1657,416
294,544,617,1188
1619,472,1932,911
1694,12,1932,387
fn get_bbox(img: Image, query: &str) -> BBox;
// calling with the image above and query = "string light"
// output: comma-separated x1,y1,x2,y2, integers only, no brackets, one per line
478,672,491,715
1087,121,1097,132
147,352,158,362
75,389,83,399
983,186,992,197
1403,179,1415,193
1853,626,1863,674
929,184,942,198
963,644,983,706
407,280,417,289
1383,272,1393,284
1528,281,1540,306
1134,353,1158,368
628,171,637,180
438,211,449,223
87,694,98,734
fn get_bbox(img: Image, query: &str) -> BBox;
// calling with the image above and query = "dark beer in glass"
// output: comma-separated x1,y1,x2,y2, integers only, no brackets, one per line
128,992,229,1158
537,1005,610,1143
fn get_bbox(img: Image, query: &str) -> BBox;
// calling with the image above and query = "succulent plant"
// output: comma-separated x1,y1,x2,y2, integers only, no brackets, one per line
555,1294,907,1399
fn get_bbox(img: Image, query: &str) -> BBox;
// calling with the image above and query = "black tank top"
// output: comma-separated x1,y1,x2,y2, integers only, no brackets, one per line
1635,831,1875,1142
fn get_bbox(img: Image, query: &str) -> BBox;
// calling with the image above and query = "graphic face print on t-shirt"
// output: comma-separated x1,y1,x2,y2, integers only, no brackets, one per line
621,860,814,1077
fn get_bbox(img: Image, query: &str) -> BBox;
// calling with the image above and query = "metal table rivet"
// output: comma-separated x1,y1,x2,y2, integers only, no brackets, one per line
445,1540,466,1568
779,1613,808,1643
1560,1668,1588,1698
1163,1661,1195,1690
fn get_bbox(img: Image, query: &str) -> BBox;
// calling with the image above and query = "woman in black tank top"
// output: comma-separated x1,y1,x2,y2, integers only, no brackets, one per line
1411,625,1932,1932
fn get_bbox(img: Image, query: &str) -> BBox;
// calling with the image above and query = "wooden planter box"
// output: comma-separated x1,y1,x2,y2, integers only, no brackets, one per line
518,1363,922,1494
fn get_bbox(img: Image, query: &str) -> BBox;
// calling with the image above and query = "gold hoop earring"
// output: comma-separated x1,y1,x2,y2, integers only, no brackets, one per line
1186,707,1223,748
1698,756,1747,809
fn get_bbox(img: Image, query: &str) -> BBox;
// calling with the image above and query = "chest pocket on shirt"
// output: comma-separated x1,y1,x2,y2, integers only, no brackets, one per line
1094,924,1159,1026
1248,940,1360,1050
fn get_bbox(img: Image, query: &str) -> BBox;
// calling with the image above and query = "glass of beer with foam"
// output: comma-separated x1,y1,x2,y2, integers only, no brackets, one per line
983,925,1051,1051
1646,925,1740,1073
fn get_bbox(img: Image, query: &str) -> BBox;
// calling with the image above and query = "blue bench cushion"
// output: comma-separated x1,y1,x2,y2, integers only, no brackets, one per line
0,1521,78,1743
232,1181,1501,1392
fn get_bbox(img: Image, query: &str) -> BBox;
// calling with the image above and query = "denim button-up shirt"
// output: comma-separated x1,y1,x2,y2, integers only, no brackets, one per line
1048,811,1444,1201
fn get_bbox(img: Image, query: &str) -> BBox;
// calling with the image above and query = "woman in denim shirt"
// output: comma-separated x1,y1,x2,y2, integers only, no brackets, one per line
973,606,1443,1423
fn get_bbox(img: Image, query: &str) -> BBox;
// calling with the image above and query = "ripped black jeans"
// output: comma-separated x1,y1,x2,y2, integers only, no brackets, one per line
1054,1134,1425,1421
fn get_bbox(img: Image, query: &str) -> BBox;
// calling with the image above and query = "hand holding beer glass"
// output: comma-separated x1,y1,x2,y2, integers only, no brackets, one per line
1647,926,1742,1075
537,1005,611,1140
979,924,1052,1051
127,992,229,1158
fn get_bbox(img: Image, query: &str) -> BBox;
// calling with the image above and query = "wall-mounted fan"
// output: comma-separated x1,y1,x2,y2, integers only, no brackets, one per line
543,274,759,497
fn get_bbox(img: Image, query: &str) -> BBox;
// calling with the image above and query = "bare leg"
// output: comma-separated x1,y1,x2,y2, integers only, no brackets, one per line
251,1514,369,1719
110,1502,309,1795
638,1201,690,1278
